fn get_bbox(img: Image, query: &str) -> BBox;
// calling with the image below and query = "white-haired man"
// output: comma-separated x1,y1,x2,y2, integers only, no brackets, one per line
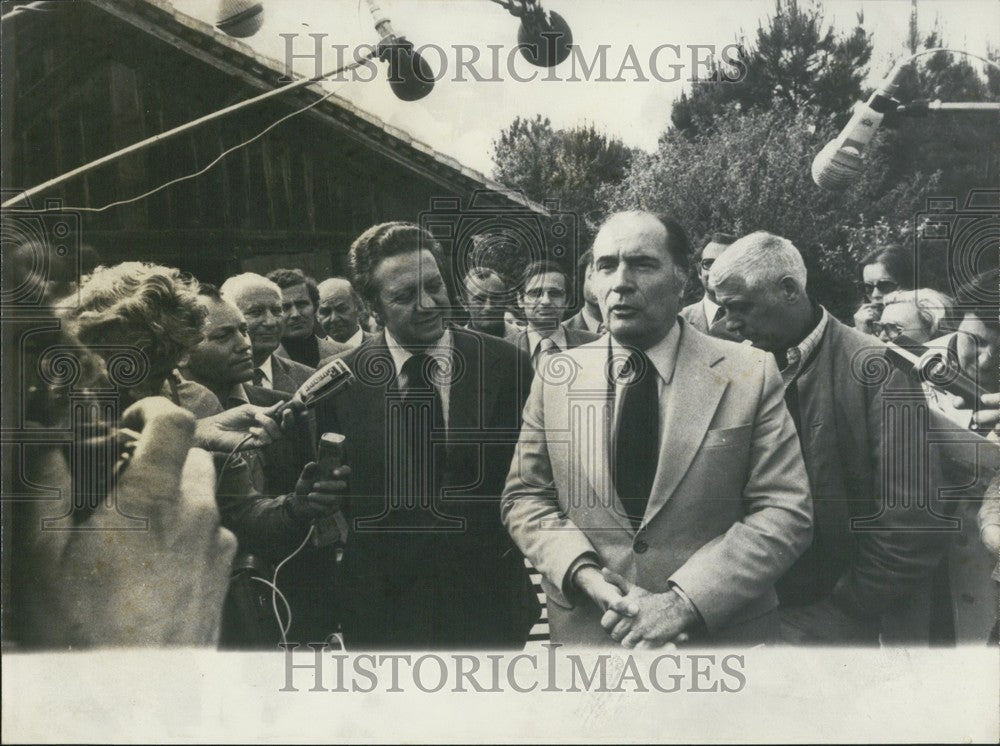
220,272,315,395
711,231,949,644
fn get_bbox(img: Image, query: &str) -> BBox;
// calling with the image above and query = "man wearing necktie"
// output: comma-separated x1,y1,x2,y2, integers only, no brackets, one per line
680,232,743,342
502,211,813,647
510,259,599,372
309,221,538,649
220,272,316,396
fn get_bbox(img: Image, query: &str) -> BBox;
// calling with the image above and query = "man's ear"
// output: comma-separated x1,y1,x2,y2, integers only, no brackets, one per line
778,276,801,302
516,293,526,313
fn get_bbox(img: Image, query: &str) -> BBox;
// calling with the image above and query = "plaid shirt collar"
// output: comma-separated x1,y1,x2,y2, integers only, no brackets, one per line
778,304,829,386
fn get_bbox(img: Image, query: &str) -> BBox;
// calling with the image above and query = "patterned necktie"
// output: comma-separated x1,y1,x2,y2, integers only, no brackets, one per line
252,367,265,387
612,350,660,528
533,336,559,373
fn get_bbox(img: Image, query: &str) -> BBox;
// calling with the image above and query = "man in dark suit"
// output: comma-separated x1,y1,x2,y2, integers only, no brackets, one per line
221,272,315,395
509,259,599,370
680,232,741,341
563,249,604,334
176,285,342,646
311,221,538,649
267,268,350,367
316,277,374,348
502,211,812,647
711,231,950,644
459,265,521,340
177,285,316,495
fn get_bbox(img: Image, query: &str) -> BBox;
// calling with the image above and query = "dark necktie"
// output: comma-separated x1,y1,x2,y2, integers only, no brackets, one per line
613,351,660,528
711,306,725,326
252,367,265,387
772,349,789,371
395,353,447,513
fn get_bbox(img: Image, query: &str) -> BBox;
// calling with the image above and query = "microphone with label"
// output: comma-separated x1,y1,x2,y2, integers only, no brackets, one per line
811,63,907,191
266,358,354,421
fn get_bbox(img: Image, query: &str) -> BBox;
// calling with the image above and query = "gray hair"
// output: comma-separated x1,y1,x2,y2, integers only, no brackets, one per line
220,272,282,307
882,288,955,338
709,231,808,294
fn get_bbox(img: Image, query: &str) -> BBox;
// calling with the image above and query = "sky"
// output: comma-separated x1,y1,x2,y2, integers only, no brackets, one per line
174,0,999,177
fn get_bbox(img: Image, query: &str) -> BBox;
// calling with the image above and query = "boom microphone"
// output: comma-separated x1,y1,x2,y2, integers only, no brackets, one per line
268,358,354,421
811,63,907,191
365,0,435,101
516,3,573,68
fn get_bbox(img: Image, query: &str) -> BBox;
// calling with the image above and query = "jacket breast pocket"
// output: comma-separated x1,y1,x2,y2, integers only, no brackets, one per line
702,424,752,449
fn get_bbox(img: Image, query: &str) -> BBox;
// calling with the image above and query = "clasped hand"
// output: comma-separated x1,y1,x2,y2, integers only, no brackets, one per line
577,566,696,649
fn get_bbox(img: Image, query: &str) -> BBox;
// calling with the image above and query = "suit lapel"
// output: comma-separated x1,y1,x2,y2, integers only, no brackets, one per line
341,338,391,484
641,326,728,527
448,330,483,432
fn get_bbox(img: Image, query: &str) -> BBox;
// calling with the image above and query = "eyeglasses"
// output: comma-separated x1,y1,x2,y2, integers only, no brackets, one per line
859,280,899,298
871,321,904,340
700,258,715,271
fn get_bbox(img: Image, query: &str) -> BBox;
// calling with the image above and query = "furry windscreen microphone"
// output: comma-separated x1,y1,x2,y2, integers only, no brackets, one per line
517,6,573,68
216,0,264,38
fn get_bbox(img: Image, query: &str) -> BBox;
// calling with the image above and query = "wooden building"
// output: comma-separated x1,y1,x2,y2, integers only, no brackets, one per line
1,0,547,284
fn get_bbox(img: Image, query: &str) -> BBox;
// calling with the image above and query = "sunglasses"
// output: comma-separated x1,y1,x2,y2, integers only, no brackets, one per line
859,280,899,298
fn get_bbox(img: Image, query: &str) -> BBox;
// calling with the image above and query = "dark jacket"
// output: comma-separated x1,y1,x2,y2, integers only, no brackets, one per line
315,327,539,648
777,315,950,631
270,354,315,396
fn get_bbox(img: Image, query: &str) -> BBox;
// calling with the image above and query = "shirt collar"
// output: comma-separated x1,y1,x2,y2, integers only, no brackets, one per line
781,305,829,372
527,325,568,357
258,356,274,384
384,327,453,377
345,326,365,348
702,295,720,323
610,320,682,386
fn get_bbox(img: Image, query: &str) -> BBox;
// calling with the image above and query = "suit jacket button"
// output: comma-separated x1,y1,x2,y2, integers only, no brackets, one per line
634,540,649,554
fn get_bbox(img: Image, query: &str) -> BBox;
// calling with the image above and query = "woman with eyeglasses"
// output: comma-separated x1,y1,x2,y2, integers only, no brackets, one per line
853,245,915,335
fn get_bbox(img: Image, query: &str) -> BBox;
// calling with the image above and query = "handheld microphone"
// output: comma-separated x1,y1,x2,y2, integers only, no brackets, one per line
811,63,907,191
268,358,354,421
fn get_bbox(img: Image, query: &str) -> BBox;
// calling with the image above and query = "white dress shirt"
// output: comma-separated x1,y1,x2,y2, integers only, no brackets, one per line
384,327,453,429
702,295,721,327
527,326,568,355
255,356,275,389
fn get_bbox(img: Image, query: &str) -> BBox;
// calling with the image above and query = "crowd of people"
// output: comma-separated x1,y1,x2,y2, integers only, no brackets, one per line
3,211,998,650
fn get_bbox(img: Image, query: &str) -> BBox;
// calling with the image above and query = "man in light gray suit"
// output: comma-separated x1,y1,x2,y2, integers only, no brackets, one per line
501,211,813,647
